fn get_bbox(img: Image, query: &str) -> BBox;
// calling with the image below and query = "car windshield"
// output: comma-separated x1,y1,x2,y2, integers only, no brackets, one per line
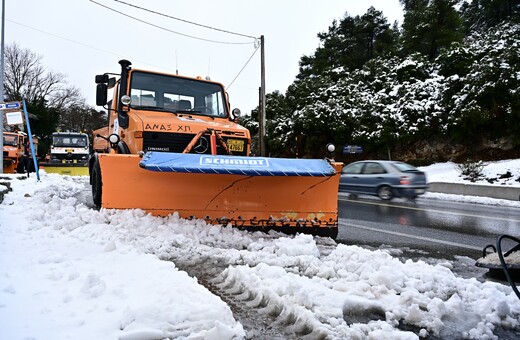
129,71,228,118
392,162,419,172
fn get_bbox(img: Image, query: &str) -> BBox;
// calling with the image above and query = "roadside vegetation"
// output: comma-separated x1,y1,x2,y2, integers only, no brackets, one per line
242,0,520,164
2,43,107,156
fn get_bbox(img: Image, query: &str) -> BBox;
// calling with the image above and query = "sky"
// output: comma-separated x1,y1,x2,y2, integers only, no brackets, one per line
3,0,404,114
1,160,520,339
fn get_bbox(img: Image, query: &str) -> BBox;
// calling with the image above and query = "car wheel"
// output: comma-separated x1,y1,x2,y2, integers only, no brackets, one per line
377,185,393,200
91,158,102,207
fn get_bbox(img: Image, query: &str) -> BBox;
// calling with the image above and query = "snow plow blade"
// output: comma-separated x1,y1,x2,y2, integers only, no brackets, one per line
41,163,89,176
98,152,342,238
3,162,15,174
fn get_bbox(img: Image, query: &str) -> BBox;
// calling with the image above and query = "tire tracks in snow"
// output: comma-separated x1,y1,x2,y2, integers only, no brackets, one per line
171,255,306,340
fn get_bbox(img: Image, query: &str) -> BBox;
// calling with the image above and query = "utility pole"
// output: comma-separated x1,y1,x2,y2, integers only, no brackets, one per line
259,35,266,157
0,0,5,174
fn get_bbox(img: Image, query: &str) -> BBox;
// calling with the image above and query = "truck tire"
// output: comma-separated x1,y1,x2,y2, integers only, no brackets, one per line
91,158,102,207
16,159,25,174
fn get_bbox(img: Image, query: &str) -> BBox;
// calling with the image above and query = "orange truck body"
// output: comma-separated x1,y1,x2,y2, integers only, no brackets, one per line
90,60,341,238
2,131,28,174
92,127,109,153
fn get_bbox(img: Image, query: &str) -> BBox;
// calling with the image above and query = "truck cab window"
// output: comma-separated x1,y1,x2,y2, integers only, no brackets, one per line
4,135,17,146
204,92,225,117
129,71,228,117
130,90,157,107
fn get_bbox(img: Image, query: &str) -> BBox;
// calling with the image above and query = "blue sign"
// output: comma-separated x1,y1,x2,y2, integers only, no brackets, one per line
343,145,363,154
6,102,20,109
0,102,21,110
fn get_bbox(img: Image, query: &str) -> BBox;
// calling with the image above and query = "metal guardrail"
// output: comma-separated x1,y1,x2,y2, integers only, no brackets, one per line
428,182,520,201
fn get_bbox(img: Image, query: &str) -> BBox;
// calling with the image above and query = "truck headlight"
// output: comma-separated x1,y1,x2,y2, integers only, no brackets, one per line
121,95,131,105
108,134,120,144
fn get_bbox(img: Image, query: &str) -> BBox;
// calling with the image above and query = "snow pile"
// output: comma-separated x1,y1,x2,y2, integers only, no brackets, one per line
420,159,520,187
0,175,244,340
217,242,519,339
420,159,520,207
1,170,520,339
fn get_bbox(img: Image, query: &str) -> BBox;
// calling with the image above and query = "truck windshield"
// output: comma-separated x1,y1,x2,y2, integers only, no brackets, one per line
53,135,88,147
3,135,18,146
129,71,228,118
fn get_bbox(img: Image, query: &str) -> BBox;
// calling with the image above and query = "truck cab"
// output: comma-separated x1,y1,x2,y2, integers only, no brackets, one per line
47,132,90,165
94,59,251,157
2,131,28,173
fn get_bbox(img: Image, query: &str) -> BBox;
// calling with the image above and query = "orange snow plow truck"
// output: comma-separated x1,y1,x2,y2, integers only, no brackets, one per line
3,131,27,173
91,60,342,238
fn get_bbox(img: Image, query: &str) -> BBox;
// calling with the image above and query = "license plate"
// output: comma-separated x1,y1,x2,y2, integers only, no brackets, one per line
415,189,425,194
227,139,244,152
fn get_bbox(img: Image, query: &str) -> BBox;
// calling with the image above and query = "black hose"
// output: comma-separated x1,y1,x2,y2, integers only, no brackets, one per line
482,244,496,258
496,235,520,300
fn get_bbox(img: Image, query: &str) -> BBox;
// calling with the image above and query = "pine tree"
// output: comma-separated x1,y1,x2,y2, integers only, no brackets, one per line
400,0,463,59
297,7,397,79
459,0,520,33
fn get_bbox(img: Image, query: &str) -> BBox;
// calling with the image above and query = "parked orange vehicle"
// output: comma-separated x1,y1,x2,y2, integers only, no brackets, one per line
3,131,29,174
91,60,342,238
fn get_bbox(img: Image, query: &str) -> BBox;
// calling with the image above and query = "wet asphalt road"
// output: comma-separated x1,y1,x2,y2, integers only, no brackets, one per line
336,193,520,261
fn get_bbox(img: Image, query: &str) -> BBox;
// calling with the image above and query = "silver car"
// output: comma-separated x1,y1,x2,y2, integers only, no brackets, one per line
339,160,429,200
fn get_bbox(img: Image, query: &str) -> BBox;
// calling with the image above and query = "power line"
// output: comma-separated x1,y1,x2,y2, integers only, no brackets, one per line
111,0,258,40
8,20,121,57
89,0,255,45
8,18,258,86
89,0,261,89
9,3,262,103
7,19,167,71
227,43,260,90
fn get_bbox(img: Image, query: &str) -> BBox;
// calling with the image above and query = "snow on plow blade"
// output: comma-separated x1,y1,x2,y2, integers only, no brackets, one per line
99,152,342,238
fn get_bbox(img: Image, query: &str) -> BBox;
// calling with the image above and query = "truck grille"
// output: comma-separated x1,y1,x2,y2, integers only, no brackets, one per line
51,153,88,162
143,132,248,156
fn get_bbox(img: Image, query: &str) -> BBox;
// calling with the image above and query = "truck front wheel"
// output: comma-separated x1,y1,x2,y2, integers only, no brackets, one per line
16,158,25,174
91,158,102,207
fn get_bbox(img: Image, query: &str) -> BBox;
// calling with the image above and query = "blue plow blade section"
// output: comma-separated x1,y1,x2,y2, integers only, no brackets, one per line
139,152,337,177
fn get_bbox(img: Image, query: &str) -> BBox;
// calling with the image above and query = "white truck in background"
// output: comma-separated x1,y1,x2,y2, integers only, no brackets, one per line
41,132,90,175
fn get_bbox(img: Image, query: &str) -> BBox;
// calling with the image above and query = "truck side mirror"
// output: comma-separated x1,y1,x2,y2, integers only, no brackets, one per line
96,83,108,106
95,74,109,84
107,77,116,89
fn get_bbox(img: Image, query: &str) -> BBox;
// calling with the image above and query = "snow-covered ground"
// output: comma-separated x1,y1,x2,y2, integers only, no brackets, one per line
1,160,520,339
420,159,520,188
420,159,520,208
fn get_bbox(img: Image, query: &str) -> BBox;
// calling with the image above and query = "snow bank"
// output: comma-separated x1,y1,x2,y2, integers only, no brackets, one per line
1,171,519,339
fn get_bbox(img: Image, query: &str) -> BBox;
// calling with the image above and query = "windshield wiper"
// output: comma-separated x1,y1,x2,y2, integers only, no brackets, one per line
132,105,180,115
132,105,164,110
133,106,218,118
